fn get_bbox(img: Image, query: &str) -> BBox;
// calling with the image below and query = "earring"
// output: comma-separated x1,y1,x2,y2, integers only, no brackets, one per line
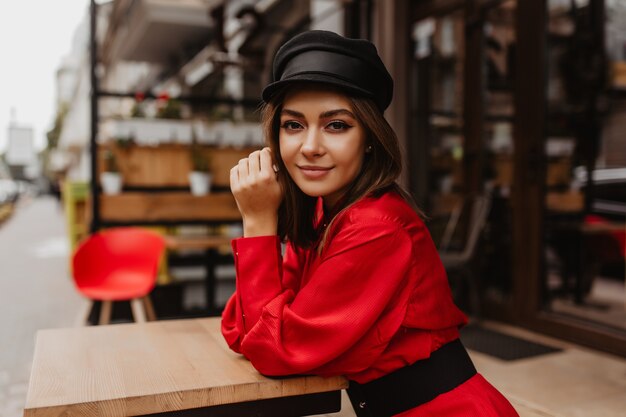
366,145,373,153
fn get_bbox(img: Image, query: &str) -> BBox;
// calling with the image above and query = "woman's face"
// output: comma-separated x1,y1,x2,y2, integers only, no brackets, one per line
278,89,367,208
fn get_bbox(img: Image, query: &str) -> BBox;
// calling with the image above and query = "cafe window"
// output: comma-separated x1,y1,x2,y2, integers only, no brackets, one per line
408,1,518,315
543,0,626,332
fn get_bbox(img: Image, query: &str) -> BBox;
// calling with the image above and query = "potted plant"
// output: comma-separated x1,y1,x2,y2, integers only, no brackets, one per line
155,92,187,120
101,150,123,195
189,145,212,196
130,92,146,118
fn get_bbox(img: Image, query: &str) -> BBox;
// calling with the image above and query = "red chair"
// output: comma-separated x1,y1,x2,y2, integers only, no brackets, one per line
584,214,626,257
72,227,165,325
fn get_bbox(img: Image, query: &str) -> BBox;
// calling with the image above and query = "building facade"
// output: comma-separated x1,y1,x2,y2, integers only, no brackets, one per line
48,0,626,355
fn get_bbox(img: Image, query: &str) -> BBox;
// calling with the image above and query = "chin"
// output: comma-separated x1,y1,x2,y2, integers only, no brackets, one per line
294,183,331,198
298,187,327,198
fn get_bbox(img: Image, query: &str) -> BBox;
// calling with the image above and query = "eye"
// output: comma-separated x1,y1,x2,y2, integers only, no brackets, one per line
326,121,351,131
280,120,303,131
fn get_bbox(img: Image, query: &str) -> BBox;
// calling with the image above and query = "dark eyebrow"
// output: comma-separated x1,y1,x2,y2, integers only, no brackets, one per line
281,108,356,119
320,109,356,119
281,109,304,118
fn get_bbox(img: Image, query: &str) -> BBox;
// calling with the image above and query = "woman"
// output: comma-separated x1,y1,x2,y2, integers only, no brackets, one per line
221,30,519,417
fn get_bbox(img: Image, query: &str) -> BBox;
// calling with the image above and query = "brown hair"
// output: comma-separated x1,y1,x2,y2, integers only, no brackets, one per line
261,84,416,251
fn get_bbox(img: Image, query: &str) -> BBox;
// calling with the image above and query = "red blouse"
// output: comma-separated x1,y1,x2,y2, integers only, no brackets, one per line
221,191,467,383
221,191,520,416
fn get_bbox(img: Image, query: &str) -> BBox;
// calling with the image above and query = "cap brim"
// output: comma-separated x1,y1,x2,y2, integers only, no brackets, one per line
262,73,376,104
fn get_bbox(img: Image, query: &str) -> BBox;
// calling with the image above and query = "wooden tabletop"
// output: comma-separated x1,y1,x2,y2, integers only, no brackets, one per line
580,222,625,234
24,318,348,416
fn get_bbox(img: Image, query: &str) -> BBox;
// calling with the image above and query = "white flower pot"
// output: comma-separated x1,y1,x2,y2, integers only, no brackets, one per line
189,171,212,196
101,172,123,195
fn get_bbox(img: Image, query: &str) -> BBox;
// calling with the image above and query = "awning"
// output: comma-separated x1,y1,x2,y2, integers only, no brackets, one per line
103,0,222,64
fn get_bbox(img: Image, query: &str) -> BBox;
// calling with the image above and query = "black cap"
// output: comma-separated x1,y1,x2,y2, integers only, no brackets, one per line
262,30,394,111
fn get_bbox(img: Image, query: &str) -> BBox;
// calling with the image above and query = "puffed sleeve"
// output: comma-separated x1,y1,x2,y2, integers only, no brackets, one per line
222,220,414,377
221,237,304,352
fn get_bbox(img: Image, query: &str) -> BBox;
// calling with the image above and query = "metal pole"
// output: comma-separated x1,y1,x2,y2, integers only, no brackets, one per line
95,90,260,107
89,0,100,233
463,0,485,199
583,0,605,214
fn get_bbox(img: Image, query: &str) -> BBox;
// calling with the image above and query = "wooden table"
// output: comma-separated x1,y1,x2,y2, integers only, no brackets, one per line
580,222,626,308
24,318,348,417
547,217,625,306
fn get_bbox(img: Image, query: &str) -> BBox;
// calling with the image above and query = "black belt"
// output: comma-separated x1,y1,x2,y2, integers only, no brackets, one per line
346,338,476,417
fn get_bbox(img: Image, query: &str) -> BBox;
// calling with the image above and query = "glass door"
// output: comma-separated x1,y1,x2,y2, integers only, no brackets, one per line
406,0,626,355
542,0,626,337
407,1,518,317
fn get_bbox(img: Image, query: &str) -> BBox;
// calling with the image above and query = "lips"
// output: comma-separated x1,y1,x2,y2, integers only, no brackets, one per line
298,165,332,179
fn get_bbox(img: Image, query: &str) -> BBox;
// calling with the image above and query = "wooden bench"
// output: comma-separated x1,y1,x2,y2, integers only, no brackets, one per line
24,317,348,416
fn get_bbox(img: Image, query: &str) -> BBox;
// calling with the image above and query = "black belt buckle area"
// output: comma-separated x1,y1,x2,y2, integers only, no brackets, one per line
347,339,477,417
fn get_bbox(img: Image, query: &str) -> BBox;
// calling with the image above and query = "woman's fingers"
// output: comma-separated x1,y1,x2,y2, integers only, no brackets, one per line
232,149,274,191
259,148,274,176
248,150,261,179
237,156,250,185
230,165,239,191
229,148,282,223
265,147,279,173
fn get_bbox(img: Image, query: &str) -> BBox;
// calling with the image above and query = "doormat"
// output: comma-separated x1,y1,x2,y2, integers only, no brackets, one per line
460,324,562,361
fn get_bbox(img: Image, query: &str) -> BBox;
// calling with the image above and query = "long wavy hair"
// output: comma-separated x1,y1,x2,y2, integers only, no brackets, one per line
262,84,415,251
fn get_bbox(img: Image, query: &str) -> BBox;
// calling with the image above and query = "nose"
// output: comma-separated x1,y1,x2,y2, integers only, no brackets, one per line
300,128,324,158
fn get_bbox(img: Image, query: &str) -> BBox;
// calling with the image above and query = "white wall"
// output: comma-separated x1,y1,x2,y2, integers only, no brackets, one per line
310,0,344,34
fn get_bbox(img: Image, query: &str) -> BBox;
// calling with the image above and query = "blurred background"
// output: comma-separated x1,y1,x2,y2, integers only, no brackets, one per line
0,0,625,416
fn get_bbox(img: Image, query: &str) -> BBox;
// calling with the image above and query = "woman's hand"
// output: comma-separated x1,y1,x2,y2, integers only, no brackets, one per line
230,147,283,237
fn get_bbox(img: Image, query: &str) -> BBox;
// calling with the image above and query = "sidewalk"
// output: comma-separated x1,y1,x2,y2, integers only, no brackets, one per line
469,321,626,417
0,196,83,417
1,196,625,417
325,319,626,417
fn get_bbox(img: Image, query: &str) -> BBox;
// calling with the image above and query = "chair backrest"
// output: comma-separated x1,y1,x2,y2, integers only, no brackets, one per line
439,194,492,262
72,227,165,287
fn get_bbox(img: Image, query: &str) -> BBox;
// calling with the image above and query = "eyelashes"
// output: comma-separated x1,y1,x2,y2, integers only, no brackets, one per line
280,121,303,130
280,120,353,132
327,121,351,131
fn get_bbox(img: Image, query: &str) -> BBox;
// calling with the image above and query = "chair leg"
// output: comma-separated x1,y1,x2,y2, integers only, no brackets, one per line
130,298,147,322
142,296,157,321
99,300,113,325
75,300,93,327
